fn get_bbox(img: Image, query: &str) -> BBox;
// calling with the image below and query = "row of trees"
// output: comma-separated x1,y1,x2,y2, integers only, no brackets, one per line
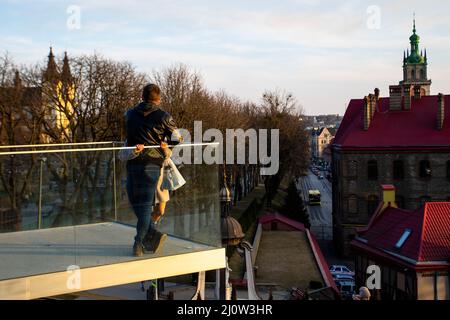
0,52,310,230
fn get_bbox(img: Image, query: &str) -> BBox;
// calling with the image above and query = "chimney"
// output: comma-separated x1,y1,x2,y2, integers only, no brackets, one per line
413,85,423,100
381,185,397,208
389,85,402,111
370,93,377,119
437,93,445,130
374,88,380,100
373,89,379,116
403,85,412,110
364,96,371,130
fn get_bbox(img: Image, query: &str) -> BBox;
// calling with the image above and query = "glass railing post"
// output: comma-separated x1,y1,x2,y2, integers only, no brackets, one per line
112,142,118,222
37,157,46,229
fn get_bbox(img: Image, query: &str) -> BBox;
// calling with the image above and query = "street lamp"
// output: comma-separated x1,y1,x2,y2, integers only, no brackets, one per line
218,182,244,300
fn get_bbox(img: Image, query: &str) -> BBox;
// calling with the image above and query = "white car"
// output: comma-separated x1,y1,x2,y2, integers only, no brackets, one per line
335,278,356,299
329,265,355,277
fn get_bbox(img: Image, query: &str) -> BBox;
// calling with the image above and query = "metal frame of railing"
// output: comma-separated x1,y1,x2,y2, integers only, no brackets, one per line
0,142,219,156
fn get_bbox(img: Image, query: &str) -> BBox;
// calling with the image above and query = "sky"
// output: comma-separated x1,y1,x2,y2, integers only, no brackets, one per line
1,0,450,115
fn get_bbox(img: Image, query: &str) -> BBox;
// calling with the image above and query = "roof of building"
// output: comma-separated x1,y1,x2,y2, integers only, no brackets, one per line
257,212,339,296
354,202,450,266
259,212,306,231
334,95,450,149
327,127,337,136
311,127,336,138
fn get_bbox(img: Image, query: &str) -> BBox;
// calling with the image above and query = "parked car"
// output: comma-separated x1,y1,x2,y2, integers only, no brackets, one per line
329,265,355,277
335,278,356,300
333,274,354,281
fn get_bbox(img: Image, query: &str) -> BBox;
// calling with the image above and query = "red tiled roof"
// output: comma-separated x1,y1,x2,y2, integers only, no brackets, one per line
307,230,340,296
334,95,450,149
419,202,450,262
258,212,306,231
356,202,450,264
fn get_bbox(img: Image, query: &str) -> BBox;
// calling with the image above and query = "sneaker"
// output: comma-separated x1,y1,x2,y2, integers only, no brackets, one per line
142,229,156,251
133,241,144,257
146,230,167,254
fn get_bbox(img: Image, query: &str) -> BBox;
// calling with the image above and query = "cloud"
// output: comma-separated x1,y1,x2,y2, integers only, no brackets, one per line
1,0,450,115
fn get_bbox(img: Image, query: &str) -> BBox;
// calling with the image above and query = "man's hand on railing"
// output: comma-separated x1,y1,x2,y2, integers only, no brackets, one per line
135,144,144,153
160,142,172,159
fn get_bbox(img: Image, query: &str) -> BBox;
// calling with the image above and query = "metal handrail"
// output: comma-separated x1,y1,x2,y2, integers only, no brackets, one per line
0,142,219,156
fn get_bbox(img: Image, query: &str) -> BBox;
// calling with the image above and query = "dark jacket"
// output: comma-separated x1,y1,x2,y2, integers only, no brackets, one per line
126,102,180,166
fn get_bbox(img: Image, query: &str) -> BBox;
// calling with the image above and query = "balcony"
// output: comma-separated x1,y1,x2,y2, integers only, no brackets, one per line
0,142,225,299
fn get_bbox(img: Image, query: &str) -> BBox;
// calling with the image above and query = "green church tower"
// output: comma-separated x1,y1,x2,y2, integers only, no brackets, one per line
400,17,432,95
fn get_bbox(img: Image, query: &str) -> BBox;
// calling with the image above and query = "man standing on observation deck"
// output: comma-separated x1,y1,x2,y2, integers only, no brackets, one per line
125,84,181,257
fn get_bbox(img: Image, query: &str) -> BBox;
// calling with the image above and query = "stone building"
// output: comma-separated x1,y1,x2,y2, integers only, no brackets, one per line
311,127,336,160
0,47,74,144
331,21,450,256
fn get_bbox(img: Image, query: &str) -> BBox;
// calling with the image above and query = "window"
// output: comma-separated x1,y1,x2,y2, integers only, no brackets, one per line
393,160,404,180
367,195,379,215
347,160,358,178
419,160,431,178
447,161,450,180
420,69,425,80
348,195,358,214
368,160,378,180
395,229,412,249
411,69,415,79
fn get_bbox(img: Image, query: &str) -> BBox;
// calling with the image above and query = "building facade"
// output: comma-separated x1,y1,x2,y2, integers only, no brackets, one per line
351,185,450,300
311,127,335,159
331,21,450,256
0,48,74,145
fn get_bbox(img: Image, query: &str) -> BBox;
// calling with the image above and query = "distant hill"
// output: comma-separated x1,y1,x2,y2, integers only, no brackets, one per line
302,114,342,130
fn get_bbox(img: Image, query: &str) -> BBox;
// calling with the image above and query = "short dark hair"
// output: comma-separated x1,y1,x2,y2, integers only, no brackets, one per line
142,84,161,102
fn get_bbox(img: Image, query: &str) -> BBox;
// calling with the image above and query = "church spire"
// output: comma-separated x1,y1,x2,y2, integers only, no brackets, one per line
405,16,424,64
43,47,59,83
61,51,72,83
400,14,432,96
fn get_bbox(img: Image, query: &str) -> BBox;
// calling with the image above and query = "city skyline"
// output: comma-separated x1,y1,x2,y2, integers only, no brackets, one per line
1,0,450,115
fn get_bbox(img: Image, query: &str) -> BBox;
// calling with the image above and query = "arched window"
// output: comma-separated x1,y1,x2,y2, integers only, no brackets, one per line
393,160,404,180
368,160,378,181
367,195,379,216
411,69,416,80
419,160,431,178
420,69,425,80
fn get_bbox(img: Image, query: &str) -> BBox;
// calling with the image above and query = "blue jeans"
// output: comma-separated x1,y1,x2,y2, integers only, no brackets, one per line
126,162,161,243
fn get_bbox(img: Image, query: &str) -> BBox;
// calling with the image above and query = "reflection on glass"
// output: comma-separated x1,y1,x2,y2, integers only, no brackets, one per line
0,143,221,280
